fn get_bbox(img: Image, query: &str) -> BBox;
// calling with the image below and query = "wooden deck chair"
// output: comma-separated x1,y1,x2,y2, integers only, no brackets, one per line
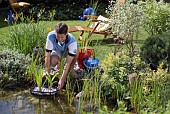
68,15,112,40
8,0,30,14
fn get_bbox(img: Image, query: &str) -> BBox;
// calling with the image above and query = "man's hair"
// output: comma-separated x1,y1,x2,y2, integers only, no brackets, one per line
55,23,68,34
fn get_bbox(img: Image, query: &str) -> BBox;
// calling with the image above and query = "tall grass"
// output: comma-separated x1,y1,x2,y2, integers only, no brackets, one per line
66,75,76,105
129,76,143,112
77,70,101,113
8,21,47,55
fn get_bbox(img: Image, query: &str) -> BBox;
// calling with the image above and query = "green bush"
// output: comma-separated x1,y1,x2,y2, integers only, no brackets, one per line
0,49,31,87
100,52,144,99
28,3,83,20
106,1,145,41
143,0,170,35
140,35,169,70
28,1,108,20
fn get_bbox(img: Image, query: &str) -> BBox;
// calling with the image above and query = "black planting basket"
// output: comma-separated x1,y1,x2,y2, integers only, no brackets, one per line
29,86,57,96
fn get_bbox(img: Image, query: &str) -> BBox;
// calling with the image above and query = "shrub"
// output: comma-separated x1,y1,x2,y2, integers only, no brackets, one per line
137,65,170,113
140,35,169,70
100,52,144,99
106,1,145,41
143,0,170,35
27,1,108,20
28,2,83,20
0,49,31,87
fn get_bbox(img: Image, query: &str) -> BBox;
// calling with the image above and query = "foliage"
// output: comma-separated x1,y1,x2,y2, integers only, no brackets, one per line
0,49,31,87
34,66,44,92
27,0,108,21
162,32,170,71
106,0,145,41
143,0,170,35
8,22,48,55
100,52,144,99
99,101,129,114
140,35,169,70
45,74,57,90
29,7,56,21
77,70,101,113
136,65,170,113
28,3,83,20
27,57,45,92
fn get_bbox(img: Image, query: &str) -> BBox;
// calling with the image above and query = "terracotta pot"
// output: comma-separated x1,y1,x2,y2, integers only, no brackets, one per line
77,48,94,69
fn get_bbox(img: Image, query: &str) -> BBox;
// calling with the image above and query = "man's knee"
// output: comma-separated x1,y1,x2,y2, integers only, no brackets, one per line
51,55,60,66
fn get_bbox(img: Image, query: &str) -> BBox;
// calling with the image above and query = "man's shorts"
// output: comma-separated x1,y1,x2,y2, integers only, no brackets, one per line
51,50,68,59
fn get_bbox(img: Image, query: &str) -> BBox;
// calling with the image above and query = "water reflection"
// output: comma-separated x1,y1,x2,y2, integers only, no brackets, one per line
0,89,76,114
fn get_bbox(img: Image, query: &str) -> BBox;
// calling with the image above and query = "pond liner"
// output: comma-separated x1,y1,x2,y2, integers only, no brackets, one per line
29,86,57,96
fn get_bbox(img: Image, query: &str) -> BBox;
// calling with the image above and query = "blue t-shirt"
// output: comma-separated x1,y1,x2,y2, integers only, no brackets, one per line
46,30,78,56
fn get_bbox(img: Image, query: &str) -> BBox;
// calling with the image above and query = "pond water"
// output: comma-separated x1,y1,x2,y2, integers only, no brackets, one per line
0,88,77,114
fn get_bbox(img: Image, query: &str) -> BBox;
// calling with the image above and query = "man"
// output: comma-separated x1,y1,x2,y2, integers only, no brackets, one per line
45,22,79,90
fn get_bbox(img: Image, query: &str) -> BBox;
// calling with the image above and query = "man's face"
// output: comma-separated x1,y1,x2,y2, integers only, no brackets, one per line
56,33,67,42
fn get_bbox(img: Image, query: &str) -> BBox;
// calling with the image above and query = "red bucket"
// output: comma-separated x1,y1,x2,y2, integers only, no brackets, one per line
77,48,94,69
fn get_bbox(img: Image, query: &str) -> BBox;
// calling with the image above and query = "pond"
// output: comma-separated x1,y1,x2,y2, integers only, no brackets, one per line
0,88,77,114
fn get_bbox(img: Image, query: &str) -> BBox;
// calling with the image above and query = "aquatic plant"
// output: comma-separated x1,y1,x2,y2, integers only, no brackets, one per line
27,57,45,92
45,74,57,90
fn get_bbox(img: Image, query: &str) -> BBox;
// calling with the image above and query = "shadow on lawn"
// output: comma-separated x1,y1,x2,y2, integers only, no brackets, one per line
89,38,145,46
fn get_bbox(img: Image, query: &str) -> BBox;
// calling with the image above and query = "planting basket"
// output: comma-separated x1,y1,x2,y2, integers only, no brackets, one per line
29,86,57,96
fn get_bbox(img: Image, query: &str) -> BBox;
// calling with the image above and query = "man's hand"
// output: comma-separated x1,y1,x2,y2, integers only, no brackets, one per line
57,77,65,90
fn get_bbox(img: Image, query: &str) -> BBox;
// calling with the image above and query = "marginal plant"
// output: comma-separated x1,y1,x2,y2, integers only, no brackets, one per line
129,76,143,112
132,64,170,113
45,74,57,90
66,75,75,105
27,57,45,92
34,66,44,92
8,21,47,55
77,70,101,113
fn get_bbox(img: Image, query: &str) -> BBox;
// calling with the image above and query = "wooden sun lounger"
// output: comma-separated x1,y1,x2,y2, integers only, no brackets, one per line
68,15,112,40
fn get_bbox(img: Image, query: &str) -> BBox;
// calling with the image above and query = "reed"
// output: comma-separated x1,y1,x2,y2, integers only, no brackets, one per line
8,21,47,55
77,69,101,113
34,65,44,92
129,76,143,112
27,56,45,92
66,74,75,105
45,74,57,90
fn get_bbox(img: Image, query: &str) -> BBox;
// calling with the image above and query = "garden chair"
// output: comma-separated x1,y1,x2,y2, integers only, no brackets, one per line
68,15,112,40
8,0,30,14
